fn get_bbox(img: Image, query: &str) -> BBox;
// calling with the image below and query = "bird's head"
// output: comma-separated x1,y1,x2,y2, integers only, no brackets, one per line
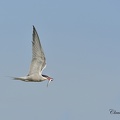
42,74,53,87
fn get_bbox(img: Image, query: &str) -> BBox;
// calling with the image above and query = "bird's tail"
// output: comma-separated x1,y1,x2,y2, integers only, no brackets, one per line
8,76,28,81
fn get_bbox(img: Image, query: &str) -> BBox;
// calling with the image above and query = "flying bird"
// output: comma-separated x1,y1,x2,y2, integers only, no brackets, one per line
13,26,53,86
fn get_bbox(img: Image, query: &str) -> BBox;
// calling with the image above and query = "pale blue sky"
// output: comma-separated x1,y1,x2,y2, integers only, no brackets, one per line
0,0,120,120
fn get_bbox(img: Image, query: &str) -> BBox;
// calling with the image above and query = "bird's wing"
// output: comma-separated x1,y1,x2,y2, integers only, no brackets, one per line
28,26,46,75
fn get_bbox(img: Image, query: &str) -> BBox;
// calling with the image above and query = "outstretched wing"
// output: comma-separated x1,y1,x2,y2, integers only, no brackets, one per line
28,26,46,75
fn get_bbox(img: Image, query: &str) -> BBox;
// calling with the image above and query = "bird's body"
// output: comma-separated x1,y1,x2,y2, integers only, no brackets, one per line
14,74,46,82
13,26,53,85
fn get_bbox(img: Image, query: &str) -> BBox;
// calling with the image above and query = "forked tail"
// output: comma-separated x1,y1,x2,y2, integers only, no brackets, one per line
9,76,28,81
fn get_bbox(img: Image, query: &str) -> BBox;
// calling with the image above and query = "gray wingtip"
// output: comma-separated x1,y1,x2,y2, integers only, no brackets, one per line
33,25,36,30
33,25,37,35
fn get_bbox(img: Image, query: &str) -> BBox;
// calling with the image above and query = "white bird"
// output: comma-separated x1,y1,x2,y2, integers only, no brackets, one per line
13,26,53,86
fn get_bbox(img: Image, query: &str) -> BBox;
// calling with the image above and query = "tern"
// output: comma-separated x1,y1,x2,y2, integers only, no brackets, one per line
13,26,53,86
